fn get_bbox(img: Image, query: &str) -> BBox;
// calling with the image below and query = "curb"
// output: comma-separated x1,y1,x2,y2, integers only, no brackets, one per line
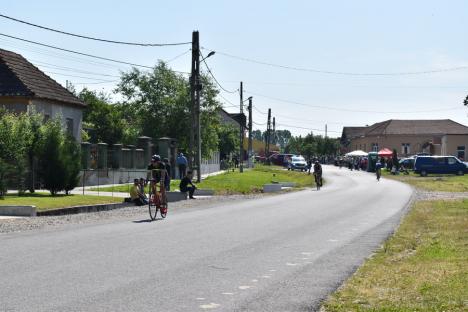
37,202,132,216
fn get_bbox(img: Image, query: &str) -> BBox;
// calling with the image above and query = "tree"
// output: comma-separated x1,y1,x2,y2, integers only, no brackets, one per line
218,124,239,159
116,62,222,157
252,129,263,141
38,120,67,195
79,89,134,144
62,135,81,195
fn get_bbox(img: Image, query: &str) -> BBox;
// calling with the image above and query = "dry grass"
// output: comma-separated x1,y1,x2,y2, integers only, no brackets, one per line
322,199,468,311
383,171,468,192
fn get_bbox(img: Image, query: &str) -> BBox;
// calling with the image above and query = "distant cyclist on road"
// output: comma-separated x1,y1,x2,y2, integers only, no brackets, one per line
313,159,323,189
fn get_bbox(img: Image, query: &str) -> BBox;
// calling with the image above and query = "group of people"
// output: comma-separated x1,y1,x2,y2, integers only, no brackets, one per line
129,153,197,206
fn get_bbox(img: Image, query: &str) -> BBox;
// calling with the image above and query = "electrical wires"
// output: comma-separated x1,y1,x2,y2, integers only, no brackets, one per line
200,51,238,94
245,90,463,114
0,13,191,46
210,49,468,76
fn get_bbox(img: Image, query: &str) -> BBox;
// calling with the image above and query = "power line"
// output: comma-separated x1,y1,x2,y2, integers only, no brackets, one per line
252,121,267,126
217,93,238,108
200,51,238,94
0,33,191,75
208,48,468,76
166,49,191,63
43,71,117,82
252,105,268,115
277,123,342,133
33,61,121,78
245,90,463,114
0,13,191,46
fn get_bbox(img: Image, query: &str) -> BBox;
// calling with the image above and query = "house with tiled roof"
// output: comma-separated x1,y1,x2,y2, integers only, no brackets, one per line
341,119,468,160
0,48,85,140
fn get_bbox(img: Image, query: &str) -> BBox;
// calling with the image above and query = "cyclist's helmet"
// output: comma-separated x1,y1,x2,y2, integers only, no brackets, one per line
151,154,161,162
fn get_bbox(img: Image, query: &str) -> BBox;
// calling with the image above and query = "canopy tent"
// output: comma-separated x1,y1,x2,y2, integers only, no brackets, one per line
378,148,393,157
345,150,368,157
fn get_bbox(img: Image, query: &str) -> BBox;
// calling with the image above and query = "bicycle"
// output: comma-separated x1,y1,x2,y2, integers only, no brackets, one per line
314,172,322,190
148,169,168,221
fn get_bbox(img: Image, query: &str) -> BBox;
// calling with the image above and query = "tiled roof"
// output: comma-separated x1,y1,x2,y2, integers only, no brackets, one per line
0,49,85,107
344,119,468,137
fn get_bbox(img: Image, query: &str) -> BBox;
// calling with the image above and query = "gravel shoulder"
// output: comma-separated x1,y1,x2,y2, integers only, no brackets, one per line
0,193,267,234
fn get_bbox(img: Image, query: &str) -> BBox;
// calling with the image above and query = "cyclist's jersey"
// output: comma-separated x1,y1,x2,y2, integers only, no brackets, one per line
313,164,322,175
148,162,166,183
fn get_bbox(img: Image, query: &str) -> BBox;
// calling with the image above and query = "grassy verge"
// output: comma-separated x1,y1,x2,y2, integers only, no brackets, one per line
0,193,122,211
195,165,313,194
382,170,468,192
91,165,313,195
322,199,468,311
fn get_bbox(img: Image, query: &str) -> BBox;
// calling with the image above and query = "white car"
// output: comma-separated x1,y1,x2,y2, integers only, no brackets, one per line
288,156,308,171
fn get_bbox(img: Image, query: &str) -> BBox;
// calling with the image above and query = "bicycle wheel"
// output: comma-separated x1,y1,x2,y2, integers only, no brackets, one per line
159,202,168,219
148,193,158,221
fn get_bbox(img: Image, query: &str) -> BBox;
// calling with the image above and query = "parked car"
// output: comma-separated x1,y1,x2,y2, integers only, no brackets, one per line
414,156,467,176
399,157,415,170
269,153,293,167
288,155,308,171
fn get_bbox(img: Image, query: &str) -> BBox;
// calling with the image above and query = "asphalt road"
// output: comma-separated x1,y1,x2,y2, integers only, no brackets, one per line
0,166,413,312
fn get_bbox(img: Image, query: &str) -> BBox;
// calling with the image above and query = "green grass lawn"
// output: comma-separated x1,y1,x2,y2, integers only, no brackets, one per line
0,193,122,211
92,165,314,195
322,199,468,311
195,165,313,194
382,170,468,192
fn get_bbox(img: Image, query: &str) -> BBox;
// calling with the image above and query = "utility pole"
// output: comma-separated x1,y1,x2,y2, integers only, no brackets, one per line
272,117,276,146
239,81,244,173
247,97,253,168
265,108,271,163
189,30,201,182
325,124,328,138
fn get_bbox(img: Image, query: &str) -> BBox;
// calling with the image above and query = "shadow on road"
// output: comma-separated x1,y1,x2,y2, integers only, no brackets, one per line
132,219,159,223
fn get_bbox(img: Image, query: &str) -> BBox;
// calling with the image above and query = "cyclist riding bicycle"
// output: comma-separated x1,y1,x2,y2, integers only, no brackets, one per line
313,160,323,187
147,154,168,193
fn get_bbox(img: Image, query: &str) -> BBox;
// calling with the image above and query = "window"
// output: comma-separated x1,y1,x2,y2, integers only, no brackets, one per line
372,143,379,152
66,118,74,136
402,143,410,155
457,146,465,161
44,114,50,122
448,157,457,165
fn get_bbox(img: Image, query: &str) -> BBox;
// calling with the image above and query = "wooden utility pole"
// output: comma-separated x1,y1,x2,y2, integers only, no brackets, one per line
272,117,276,145
265,108,271,163
239,81,244,173
190,31,201,182
325,124,328,138
247,97,253,168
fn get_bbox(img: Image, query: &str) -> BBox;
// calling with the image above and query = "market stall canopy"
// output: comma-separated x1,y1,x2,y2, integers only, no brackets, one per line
378,148,393,157
345,150,368,157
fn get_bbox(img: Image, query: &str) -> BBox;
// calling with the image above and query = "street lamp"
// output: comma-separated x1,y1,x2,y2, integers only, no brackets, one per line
201,51,215,62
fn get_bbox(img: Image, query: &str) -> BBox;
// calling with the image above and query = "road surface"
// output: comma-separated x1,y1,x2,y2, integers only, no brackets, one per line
0,166,413,312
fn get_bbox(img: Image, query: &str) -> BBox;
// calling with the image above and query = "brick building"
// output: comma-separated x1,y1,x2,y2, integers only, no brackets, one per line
341,119,468,160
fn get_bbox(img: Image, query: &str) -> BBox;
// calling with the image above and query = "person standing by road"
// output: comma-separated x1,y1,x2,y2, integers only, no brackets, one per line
163,158,172,191
176,152,188,179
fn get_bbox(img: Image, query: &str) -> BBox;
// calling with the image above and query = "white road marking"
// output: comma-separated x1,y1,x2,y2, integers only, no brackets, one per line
196,298,206,300
268,269,276,272
301,252,312,255
261,275,271,278
238,285,252,290
222,292,234,295
200,303,220,309
251,279,258,282
327,239,339,242
286,262,299,266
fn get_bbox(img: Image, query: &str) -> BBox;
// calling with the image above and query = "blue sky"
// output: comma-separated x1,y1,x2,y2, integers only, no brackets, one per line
2,0,468,137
